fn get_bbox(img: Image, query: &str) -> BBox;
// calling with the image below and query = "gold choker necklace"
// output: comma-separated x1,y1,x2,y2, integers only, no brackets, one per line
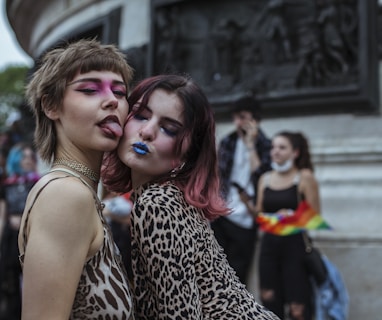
53,158,100,183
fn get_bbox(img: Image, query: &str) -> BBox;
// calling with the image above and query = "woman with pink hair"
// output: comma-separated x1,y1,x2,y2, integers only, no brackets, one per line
103,74,279,319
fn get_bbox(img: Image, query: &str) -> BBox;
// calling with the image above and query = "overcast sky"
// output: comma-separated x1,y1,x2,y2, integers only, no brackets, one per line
0,0,33,71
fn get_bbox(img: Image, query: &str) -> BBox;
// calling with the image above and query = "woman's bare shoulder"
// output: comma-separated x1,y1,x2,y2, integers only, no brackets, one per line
26,172,97,223
300,168,315,180
299,169,318,190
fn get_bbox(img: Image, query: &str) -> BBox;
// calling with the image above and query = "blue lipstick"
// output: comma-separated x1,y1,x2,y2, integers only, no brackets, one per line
133,142,149,155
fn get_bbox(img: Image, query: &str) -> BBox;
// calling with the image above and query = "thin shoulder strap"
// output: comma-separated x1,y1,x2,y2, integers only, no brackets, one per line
21,170,102,253
263,171,272,187
49,168,103,212
294,171,304,203
20,176,68,254
293,171,301,185
50,168,94,191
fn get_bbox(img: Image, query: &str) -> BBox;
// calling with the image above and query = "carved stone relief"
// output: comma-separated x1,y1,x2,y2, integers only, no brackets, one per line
150,0,378,117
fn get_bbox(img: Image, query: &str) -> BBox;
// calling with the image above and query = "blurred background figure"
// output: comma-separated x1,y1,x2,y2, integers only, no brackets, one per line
0,143,40,320
101,185,133,281
211,96,272,286
2,111,25,157
255,131,320,320
0,111,26,167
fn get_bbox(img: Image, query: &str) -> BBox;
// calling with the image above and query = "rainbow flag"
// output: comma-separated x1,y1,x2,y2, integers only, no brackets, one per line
256,201,332,236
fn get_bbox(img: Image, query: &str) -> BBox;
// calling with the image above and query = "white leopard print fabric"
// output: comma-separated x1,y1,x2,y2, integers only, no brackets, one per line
131,181,279,319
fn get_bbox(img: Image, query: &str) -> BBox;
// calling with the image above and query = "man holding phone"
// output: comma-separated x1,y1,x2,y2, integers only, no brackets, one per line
211,96,272,286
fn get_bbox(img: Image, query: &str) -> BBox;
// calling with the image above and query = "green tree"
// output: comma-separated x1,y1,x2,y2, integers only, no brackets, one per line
0,65,29,127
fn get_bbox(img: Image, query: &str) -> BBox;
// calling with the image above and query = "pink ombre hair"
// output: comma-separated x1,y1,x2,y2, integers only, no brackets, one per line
102,74,230,220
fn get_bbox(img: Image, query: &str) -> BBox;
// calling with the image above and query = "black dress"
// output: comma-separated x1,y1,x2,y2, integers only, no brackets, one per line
259,177,313,320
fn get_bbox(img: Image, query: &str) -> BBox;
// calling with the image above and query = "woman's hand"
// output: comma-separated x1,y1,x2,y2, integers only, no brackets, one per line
238,190,258,218
242,119,259,148
276,208,294,217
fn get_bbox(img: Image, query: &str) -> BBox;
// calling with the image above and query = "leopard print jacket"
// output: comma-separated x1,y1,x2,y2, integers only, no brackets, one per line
19,172,134,319
131,181,280,319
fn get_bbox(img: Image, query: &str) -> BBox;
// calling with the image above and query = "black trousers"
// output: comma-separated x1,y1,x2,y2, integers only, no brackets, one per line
0,224,22,320
211,216,258,285
259,232,313,320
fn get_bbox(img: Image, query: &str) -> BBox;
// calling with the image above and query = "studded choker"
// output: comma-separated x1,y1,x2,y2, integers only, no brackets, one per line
53,158,100,183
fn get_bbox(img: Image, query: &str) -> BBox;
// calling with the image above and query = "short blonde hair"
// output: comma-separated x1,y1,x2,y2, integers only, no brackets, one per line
26,39,134,162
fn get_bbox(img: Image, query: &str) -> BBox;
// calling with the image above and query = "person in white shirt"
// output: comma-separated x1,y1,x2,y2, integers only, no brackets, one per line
211,96,272,286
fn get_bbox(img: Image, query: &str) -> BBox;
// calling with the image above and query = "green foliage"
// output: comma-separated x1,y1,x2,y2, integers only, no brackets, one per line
0,65,29,127
0,65,29,99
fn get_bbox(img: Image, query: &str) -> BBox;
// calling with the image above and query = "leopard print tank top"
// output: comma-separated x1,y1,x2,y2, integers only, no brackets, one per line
19,169,134,319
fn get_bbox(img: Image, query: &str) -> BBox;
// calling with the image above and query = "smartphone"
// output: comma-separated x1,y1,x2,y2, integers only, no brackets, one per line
231,182,245,193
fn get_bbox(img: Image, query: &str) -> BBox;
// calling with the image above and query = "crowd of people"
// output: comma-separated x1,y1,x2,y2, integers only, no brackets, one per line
0,111,41,319
0,39,343,320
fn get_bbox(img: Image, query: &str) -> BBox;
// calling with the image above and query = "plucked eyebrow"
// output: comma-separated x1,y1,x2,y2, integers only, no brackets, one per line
144,105,184,128
68,77,126,86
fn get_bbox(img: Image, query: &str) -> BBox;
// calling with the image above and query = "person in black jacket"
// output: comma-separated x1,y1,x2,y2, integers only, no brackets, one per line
211,96,272,286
